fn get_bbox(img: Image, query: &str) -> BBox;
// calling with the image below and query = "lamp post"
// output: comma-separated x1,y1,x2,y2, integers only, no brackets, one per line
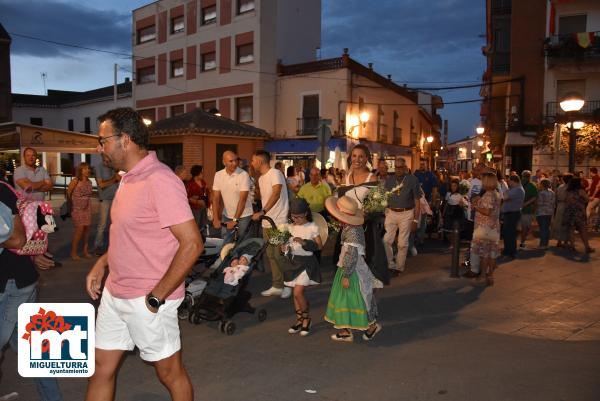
426,135,434,170
476,126,485,135
559,92,585,173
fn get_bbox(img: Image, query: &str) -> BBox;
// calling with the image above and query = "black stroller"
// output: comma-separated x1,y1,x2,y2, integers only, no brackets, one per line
184,216,276,335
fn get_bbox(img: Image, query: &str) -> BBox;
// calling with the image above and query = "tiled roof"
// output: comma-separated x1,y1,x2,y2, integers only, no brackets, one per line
0,23,10,42
12,81,132,107
150,108,269,138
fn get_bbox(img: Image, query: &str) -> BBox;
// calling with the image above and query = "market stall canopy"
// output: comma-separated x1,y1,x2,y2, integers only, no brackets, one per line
0,122,99,153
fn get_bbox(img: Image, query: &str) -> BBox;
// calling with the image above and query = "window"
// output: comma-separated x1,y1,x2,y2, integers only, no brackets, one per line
137,25,156,44
201,100,217,112
201,51,216,71
237,0,255,14
148,143,183,170
68,119,74,131
301,94,319,134
171,16,184,34
84,117,91,133
556,79,586,102
236,43,253,64
171,59,184,78
171,104,185,117
30,117,42,126
201,5,217,25
236,97,253,122
137,66,155,84
558,15,587,35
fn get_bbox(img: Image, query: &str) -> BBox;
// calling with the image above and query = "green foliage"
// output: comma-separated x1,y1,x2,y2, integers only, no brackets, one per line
534,123,600,161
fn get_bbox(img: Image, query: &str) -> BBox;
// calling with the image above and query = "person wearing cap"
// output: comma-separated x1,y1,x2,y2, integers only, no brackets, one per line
520,170,538,248
280,198,323,337
324,196,383,342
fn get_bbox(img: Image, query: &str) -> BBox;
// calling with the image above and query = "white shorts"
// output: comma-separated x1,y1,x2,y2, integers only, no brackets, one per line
96,288,183,362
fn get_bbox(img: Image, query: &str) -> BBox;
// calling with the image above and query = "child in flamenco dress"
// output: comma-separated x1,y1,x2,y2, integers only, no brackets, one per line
324,195,383,342
281,198,323,337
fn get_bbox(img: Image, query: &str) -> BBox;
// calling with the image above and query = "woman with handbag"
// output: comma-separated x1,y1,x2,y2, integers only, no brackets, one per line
68,162,93,260
471,173,501,286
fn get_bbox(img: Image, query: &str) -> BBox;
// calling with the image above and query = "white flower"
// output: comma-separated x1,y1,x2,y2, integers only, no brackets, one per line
277,223,288,232
372,192,381,200
381,200,388,207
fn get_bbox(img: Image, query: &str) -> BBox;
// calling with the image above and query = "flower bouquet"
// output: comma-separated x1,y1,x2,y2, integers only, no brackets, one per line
265,224,292,246
327,218,342,233
363,185,390,214
459,182,470,195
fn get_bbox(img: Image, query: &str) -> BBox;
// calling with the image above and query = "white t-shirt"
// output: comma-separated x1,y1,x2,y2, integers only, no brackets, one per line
259,168,289,227
288,222,319,256
445,192,464,206
212,167,253,219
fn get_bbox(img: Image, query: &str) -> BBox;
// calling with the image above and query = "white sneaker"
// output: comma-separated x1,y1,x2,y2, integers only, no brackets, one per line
261,286,283,297
280,287,292,299
410,246,418,256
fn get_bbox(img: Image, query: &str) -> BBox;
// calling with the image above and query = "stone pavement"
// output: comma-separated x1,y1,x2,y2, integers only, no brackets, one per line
1,206,599,401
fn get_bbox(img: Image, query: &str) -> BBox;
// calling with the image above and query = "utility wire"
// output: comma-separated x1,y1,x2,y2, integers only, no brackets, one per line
11,31,502,92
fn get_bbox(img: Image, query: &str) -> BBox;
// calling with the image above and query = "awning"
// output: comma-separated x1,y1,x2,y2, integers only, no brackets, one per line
504,131,536,147
264,137,348,154
0,122,99,153
264,137,414,157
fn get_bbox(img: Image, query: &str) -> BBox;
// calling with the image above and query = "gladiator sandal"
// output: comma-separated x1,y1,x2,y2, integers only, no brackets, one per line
288,309,303,334
300,310,311,337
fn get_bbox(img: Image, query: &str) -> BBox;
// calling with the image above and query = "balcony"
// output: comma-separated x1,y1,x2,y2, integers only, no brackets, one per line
545,100,600,123
545,32,600,70
491,0,511,15
492,52,510,75
296,117,320,136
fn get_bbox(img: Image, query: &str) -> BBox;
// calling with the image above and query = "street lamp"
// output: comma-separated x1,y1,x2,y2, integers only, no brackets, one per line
559,92,585,172
142,118,152,126
476,126,485,135
347,112,370,137
477,140,484,147
426,135,434,170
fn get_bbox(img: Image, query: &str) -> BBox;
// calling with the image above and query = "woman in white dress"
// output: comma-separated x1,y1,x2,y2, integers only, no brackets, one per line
335,144,389,285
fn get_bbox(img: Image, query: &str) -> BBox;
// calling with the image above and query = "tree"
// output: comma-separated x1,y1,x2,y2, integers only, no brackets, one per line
534,123,600,162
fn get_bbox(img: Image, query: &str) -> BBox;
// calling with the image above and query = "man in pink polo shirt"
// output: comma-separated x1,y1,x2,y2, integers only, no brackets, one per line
85,108,203,401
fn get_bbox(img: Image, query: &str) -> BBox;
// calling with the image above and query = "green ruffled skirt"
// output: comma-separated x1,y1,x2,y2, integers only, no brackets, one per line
324,268,370,330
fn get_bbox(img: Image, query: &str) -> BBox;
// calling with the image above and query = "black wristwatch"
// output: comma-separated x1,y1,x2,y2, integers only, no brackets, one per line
146,293,165,309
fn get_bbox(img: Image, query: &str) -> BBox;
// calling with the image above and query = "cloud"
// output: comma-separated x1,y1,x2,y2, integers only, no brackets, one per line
0,0,130,57
321,0,486,139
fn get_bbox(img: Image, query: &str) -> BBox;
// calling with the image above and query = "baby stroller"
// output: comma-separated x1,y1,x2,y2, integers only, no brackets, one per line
185,216,275,335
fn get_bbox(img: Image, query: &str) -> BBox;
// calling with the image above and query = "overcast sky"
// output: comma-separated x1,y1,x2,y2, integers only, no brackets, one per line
0,0,486,141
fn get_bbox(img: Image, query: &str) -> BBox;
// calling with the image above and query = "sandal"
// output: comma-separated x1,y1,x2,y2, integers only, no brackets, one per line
300,311,311,337
362,323,382,341
331,330,353,342
288,309,303,334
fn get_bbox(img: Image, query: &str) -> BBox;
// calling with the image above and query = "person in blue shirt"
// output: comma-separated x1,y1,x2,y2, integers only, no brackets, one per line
414,160,438,202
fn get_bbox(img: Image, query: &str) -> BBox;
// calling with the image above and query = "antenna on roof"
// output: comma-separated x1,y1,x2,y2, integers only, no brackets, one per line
41,72,47,95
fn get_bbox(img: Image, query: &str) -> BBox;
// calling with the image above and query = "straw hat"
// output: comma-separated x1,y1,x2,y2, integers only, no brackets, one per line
324,196,364,226
311,211,329,245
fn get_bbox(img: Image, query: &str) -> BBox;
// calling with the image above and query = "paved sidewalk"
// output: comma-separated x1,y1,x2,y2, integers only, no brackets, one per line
1,213,599,400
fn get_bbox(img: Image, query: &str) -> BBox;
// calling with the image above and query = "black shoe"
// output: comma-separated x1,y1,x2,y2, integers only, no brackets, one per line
94,249,105,257
462,270,480,278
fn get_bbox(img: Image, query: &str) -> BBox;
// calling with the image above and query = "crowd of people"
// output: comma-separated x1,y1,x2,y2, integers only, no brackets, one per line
1,107,598,401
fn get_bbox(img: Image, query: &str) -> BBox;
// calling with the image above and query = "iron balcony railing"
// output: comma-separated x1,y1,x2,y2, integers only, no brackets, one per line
296,117,320,136
544,31,600,62
545,100,600,122
491,0,511,15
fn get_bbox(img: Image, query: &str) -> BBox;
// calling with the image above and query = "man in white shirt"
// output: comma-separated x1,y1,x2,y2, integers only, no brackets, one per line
212,151,253,243
250,150,291,299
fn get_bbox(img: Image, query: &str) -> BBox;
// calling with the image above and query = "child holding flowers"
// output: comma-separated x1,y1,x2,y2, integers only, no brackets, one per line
280,198,322,336
324,195,382,342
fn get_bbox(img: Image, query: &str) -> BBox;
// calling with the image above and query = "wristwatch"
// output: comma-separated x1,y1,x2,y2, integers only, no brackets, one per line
232,217,239,223
146,293,165,309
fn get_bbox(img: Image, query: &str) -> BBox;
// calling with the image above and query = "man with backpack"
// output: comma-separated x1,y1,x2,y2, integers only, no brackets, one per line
0,180,64,401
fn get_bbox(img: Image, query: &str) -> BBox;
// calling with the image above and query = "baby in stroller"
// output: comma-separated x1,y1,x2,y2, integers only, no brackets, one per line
223,254,252,286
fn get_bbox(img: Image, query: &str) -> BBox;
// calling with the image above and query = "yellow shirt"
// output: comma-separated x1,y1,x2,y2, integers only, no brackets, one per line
297,182,332,212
